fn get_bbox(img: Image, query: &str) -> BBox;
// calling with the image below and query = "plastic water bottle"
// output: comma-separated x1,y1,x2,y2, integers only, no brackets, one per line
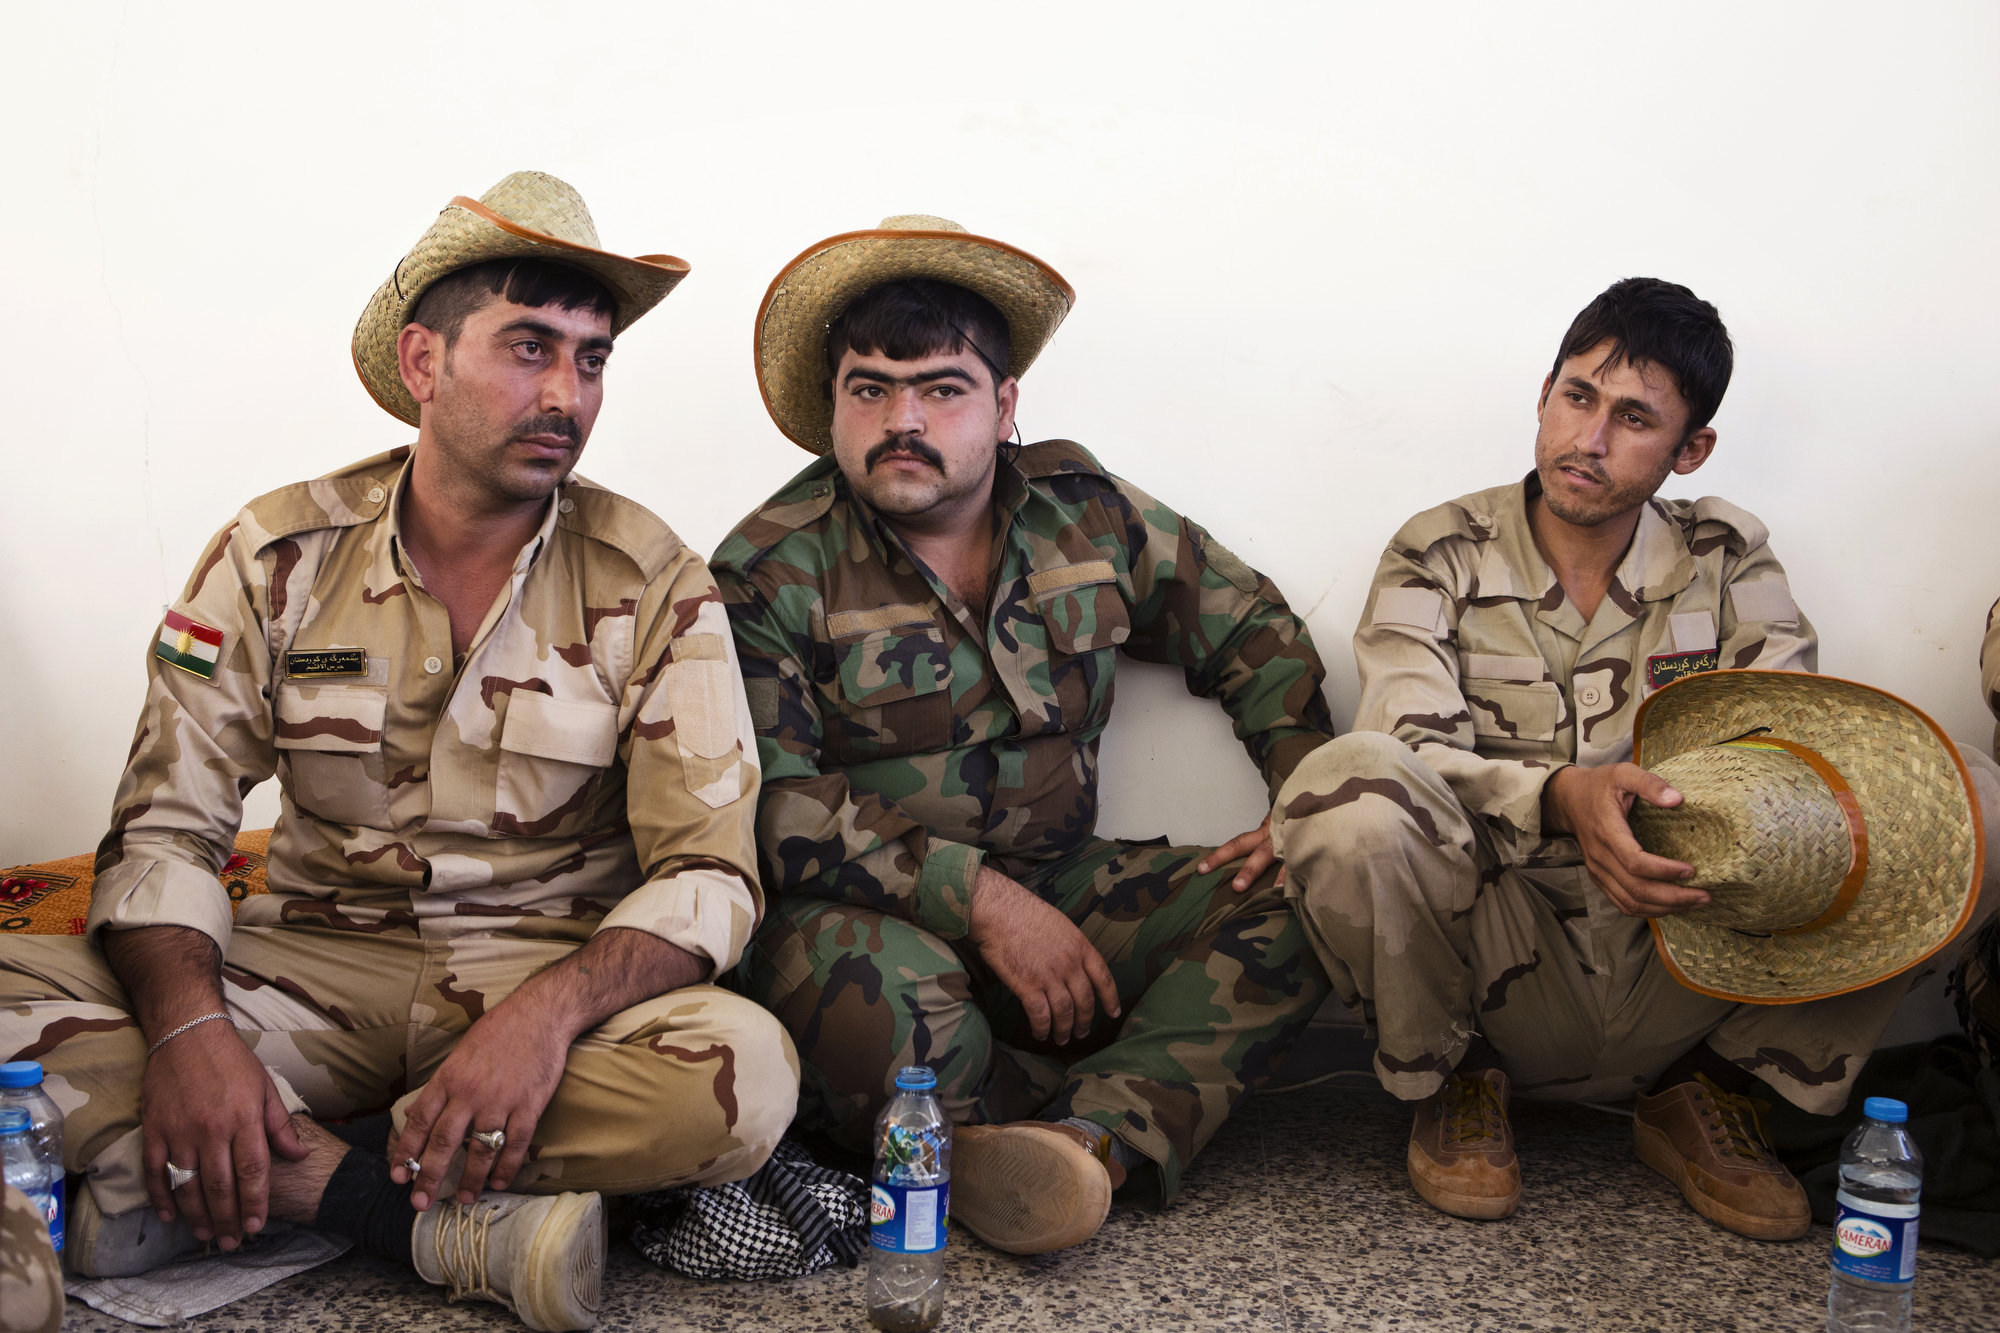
1,1108,58,1262
0,1060,63,1254
866,1066,949,1332
1827,1096,1922,1332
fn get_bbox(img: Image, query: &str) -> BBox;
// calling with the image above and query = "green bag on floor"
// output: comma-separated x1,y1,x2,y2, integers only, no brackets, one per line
1764,1038,2000,1258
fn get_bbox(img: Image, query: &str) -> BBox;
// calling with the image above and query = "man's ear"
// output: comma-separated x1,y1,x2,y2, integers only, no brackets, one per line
994,376,1021,446
1673,426,1717,476
397,323,444,406
1535,373,1554,423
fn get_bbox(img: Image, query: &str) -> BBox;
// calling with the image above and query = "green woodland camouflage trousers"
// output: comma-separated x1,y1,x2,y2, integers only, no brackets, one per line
1270,731,2000,1115
1,1184,60,1333
0,923,799,1221
738,837,1329,1205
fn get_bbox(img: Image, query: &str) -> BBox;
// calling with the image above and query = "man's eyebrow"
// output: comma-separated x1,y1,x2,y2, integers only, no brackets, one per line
842,366,979,388
493,318,613,355
1609,394,1661,419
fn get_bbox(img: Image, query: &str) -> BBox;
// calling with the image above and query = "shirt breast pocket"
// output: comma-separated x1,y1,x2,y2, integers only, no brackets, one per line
1031,562,1129,733
273,678,392,828
825,617,955,764
1461,677,1563,755
496,691,620,837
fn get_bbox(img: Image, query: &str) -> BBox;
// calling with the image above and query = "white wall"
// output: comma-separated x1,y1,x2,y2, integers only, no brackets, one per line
4,1,1996,866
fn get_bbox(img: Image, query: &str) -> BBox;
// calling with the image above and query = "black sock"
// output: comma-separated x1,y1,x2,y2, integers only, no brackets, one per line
313,1149,416,1264
1455,1033,1500,1075
1651,1041,1756,1097
326,1113,393,1155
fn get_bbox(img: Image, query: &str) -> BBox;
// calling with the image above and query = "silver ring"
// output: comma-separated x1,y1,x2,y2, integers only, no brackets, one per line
469,1128,506,1152
166,1162,198,1191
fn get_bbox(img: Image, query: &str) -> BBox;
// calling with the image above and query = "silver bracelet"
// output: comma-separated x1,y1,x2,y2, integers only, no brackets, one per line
146,1012,232,1057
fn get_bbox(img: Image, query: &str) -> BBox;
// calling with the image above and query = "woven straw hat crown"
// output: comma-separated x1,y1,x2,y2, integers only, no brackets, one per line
352,171,688,425
755,213,1074,454
1630,670,1983,1004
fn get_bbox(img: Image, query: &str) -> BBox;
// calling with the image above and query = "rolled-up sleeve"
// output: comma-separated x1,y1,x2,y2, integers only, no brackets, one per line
602,558,764,976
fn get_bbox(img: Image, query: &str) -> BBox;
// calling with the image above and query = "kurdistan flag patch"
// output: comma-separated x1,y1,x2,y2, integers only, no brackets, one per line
156,610,224,680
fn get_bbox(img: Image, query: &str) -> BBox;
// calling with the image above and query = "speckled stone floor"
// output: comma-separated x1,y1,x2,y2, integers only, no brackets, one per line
59,1032,2000,1332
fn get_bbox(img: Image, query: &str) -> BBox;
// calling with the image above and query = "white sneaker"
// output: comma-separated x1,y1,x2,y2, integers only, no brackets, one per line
412,1191,605,1332
66,1184,200,1278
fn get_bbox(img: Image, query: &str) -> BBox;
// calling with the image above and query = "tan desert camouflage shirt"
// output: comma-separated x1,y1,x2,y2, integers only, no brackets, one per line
711,440,1333,940
90,449,763,976
1354,475,1816,867
1984,597,2000,759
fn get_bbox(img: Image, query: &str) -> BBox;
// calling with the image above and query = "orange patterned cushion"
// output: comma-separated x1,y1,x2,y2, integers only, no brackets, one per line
0,830,272,936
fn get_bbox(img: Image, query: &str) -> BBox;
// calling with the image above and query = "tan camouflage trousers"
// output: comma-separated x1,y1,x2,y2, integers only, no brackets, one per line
0,924,798,1220
739,838,1329,1205
1,1184,61,1333
1270,732,2000,1115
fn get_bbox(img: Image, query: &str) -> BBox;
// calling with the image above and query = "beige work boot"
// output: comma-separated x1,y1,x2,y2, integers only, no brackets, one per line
951,1122,1112,1254
412,1190,605,1331
65,1184,201,1277
1633,1074,1811,1241
1407,1067,1521,1220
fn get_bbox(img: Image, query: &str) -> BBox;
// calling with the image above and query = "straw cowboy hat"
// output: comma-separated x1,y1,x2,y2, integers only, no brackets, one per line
754,214,1075,454
352,171,689,425
1629,669,1984,1004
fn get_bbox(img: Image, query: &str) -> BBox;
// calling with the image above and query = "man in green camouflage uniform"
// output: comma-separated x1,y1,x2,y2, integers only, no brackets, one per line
714,216,1332,1253
0,174,795,1331
1271,277,2000,1241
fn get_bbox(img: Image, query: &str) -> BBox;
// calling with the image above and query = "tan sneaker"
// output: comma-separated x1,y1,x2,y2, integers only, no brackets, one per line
1633,1074,1810,1241
412,1191,605,1331
951,1122,1112,1254
1407,1067,1521,1219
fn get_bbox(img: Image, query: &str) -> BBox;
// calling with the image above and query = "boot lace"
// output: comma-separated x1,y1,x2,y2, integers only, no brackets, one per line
1443,1073,1505,1147
433,1197,502,1305
1696,1073,1776,1164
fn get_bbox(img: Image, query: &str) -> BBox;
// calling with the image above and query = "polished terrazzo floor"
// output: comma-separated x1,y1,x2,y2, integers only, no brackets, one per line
59,1033,2000,1332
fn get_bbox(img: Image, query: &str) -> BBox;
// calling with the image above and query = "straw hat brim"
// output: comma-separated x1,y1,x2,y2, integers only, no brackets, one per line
1634,670,1984,1004
754,227,1074,454
353,196,689,425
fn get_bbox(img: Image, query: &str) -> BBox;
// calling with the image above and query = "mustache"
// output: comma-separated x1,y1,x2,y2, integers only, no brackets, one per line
512,413,582,447
1549,453,1609,485
864,434,944,472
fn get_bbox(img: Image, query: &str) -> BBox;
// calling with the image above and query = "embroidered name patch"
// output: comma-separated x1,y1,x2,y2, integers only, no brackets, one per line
156,611,223,680
1647,648,1719,689
284,649,369,678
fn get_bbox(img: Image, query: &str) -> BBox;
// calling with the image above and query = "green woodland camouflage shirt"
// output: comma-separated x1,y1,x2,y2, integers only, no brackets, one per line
91,449,764,976
710,440,1333,941
1355,474,1816,868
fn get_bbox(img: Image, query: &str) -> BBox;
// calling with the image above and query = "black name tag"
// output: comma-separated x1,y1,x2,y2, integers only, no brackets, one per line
285,649,368,678
1646,649,1719,689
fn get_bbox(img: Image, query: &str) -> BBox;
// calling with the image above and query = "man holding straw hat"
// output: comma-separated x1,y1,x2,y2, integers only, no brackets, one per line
1269,277,1999,1239
712,215,1335,1253
0,172,797,1330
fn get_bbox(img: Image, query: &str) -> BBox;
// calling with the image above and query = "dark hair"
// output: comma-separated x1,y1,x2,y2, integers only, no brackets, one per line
825,279,1012,395
407,258,618,348
1549,277,1733,435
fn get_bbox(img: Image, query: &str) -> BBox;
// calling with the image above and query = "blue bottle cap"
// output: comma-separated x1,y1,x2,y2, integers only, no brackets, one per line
0,1108,28,1133
894,1066,938,1092
1863,1096,1908,1124
0,1062,44,1089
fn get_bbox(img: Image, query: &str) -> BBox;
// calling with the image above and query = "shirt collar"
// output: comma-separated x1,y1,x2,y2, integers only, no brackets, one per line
1492,473,1696,606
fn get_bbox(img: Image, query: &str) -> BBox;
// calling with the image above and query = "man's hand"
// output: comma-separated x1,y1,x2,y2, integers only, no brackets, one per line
139,1022,305,1246
389,926,704,1209
103,924,305,1249
966,867,1120,1046
390,1003,570,1209
1543,763,1706,918
1196,816,1284,892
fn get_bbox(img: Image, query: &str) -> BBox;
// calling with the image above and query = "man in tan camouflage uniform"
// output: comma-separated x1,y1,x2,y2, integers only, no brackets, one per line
1,1183,62,1333
714,217,1333,1254
1272,277,1999,1241
0,173,796,1330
